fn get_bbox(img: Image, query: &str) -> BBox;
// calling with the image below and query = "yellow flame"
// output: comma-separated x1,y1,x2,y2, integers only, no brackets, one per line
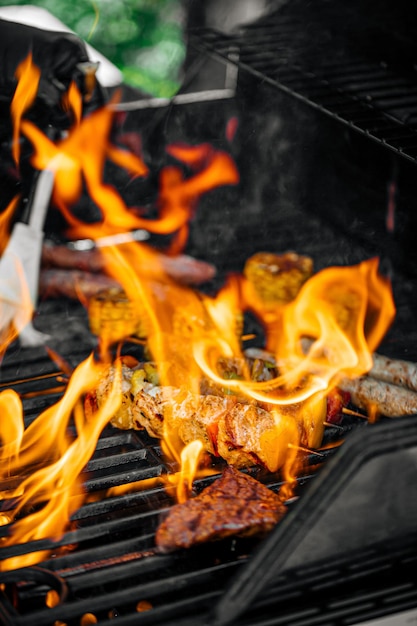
0,355,122,570
176,440,204,503
0,51,397,563
11,53,41,167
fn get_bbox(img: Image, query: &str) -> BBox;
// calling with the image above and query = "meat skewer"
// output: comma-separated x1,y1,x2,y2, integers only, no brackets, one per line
41,243,216,287
338,376,417,418
39,269,119,300
369,353,417,392
299,338,417,392
93,362,325,473
246,346,417,419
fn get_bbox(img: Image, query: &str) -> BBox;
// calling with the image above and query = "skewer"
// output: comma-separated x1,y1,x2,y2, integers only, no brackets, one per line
288,443,325,457
0,371,65,388
245,344,417,418
45,346,74,376
339,376,417,418
342,407,368,419
20,386,67,399
323,420,345,430
242,333,257,341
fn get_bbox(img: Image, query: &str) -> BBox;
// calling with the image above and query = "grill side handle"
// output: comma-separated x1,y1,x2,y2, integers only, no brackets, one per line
212,415,417,626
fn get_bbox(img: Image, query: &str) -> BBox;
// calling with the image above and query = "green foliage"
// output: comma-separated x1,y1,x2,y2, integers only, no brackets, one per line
0,0,185,96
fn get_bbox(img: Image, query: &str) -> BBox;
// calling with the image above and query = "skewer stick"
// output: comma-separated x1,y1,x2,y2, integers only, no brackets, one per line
323,421,345,430
287,444,324,457
342,407,368,419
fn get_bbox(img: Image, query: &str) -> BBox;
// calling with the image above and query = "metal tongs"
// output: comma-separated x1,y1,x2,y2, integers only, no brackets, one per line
0,168,54,347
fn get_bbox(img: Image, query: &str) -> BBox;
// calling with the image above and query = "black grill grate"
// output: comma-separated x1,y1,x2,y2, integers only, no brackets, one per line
189,2,417,165
0,326,416,626
0,416,344,626
0,193,416,622
0,302,368,626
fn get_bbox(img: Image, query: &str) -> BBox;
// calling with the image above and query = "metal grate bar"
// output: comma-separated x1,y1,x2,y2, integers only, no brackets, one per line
189,11,417,165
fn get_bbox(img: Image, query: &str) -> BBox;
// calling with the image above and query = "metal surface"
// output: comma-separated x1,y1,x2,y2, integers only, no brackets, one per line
188,3,417,166
0,169,54,347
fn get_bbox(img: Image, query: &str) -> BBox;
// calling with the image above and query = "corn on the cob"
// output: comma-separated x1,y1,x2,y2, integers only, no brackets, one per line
88,287,149,343
244,251,313,305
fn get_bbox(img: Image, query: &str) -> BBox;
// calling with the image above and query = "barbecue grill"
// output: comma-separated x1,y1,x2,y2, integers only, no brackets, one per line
1,299,416,626
2,2,417,625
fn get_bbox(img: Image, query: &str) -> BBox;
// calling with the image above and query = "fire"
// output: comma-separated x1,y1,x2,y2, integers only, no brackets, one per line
20,92,149,229
0,53,240,564
166,439,204,504
0,53,396,568
11,53,41,167
194,257,395,406
0,196,20,257
0,355,121,571
0,390,24,461
61,80,84,127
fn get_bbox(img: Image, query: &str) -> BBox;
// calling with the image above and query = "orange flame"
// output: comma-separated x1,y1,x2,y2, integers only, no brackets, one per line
0,195,20,256
177,440,204,502
20,97,238,245
20,93,148,232
277,258,395,384
0,53,397,562
0,54,242,558
0,390,24,461
192,258,394,406
165,440,204,503
0,355,122,570
61,81,84,127
10,53,41,167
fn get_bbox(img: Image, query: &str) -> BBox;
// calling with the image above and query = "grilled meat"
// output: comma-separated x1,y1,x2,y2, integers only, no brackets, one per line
41,244,216,287
94,361,324,471
131,383,295,469
95,362,136,430
369,353,417,392
339,376,417,417
155,466,286,552
132,387,301,470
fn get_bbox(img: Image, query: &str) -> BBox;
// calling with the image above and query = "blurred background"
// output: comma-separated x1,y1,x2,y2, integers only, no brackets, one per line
0,1,271,96
0,0,188,96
